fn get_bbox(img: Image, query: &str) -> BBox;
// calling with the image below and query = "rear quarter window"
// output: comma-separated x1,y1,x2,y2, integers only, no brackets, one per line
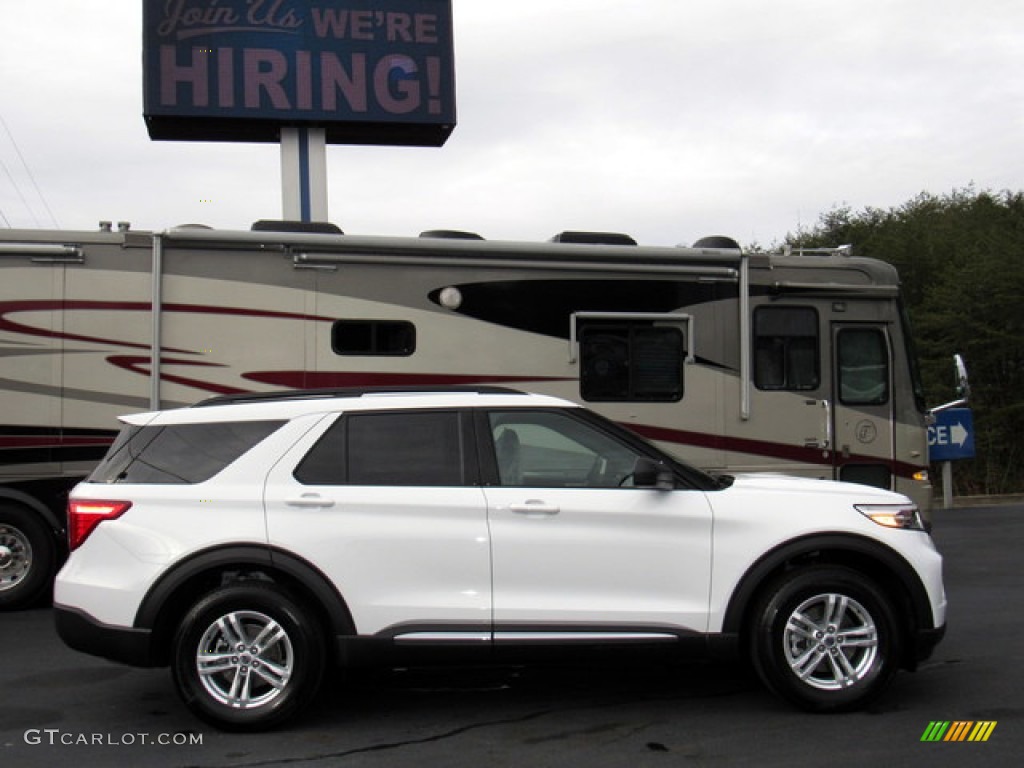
88,420,285,484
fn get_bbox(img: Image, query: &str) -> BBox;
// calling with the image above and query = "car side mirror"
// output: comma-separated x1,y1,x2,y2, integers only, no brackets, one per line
633,457,675,490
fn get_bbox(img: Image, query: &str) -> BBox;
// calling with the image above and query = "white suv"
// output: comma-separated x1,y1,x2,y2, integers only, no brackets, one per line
54,388,946,730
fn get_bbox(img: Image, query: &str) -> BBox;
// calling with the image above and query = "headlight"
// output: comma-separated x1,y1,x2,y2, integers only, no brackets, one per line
856,504,925,531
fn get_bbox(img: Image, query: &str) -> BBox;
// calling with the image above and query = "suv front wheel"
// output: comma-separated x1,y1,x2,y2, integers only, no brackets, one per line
750,565,901,712
171,582,326,730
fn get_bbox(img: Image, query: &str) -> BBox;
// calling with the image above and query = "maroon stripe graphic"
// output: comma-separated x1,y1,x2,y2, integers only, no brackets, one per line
1,301,926,481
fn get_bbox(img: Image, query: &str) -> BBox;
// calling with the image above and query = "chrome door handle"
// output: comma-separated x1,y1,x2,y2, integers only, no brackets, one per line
804,399,832,451
822,399,832,451
509,500,560,516
285,493,336,508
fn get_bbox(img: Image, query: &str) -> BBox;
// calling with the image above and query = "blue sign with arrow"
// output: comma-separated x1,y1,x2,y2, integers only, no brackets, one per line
928,408,975,462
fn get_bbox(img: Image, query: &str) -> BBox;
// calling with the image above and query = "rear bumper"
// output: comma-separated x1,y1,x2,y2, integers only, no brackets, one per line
54,604,159,667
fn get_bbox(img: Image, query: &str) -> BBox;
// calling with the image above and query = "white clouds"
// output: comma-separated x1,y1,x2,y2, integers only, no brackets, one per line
2,0,1023,246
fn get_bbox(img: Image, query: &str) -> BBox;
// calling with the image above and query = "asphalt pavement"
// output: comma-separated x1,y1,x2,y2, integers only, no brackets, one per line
1,503,1021,768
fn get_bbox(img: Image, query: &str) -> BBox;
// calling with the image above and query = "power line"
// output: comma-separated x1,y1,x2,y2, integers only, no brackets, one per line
0,113,59,228
0,152,39,227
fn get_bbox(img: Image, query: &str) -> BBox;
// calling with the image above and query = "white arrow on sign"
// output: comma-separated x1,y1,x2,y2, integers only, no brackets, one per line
951,422,969,447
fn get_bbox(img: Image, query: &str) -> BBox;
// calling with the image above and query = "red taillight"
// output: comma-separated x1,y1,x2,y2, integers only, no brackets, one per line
68,500,132,551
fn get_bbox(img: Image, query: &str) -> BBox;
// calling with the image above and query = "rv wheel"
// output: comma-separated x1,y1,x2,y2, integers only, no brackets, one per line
0,503,56,610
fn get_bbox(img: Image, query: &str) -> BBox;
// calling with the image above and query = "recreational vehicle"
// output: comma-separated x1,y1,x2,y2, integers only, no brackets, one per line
0,222,932,608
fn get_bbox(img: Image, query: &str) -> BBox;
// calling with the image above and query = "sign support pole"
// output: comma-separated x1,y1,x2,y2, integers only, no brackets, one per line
281,126,328,222
942,461,953,510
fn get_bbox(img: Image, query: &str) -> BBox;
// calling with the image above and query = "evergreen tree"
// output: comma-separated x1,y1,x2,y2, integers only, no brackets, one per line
787,188,1024,494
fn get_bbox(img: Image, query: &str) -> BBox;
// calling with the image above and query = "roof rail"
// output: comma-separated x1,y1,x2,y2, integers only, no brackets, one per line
194,385,526,407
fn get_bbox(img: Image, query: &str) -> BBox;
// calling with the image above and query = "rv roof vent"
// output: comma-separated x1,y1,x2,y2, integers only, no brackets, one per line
419,229,485,240
251,220,344,235
781,244,855,258
550,231,638,246
692,235,741,250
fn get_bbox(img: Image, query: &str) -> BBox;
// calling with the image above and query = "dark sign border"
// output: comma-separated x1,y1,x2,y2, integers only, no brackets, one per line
143,0,456,146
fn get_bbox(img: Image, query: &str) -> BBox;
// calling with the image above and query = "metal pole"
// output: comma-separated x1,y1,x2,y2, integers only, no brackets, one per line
942,461,953,509
281,126,328,222
739,252,751,420
149,233,163,411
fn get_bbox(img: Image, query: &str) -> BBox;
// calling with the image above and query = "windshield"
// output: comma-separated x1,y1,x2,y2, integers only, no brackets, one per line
898,299,928,413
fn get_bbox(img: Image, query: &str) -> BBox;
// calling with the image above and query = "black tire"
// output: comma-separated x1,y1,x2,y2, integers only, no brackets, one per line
0,503,57,610
749,566,901,712
171,582,326,731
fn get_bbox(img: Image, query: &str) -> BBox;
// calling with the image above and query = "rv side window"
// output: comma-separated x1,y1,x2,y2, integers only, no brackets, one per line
579,325,684,402
332,320,415,356
754,307,820,391
837,327,889,405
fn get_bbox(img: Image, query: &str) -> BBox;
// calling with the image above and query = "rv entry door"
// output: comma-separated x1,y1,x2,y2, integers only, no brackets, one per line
831,323,896,490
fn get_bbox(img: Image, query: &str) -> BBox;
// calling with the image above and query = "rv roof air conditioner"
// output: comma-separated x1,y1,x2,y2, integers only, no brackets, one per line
419,230,485,240
550,231,638,246
251,220,344,235
692,236,742,250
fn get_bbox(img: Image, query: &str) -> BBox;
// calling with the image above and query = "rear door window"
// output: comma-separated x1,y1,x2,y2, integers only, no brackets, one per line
295,411,469,486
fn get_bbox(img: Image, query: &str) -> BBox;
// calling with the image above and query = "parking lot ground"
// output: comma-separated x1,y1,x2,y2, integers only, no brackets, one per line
2,504,1021,768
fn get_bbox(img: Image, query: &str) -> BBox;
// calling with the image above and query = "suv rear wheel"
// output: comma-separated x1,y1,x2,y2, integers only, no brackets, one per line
171,582,326,730
750,565,901,712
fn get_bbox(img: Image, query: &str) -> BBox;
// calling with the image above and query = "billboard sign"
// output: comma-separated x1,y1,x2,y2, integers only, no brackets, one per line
143,0,456,146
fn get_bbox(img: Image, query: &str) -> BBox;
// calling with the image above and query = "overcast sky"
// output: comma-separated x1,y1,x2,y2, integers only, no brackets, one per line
1,0,1022,247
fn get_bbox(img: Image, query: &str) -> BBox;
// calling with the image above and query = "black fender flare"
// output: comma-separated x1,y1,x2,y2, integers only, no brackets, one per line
134,544,356,638
721,533,934,637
